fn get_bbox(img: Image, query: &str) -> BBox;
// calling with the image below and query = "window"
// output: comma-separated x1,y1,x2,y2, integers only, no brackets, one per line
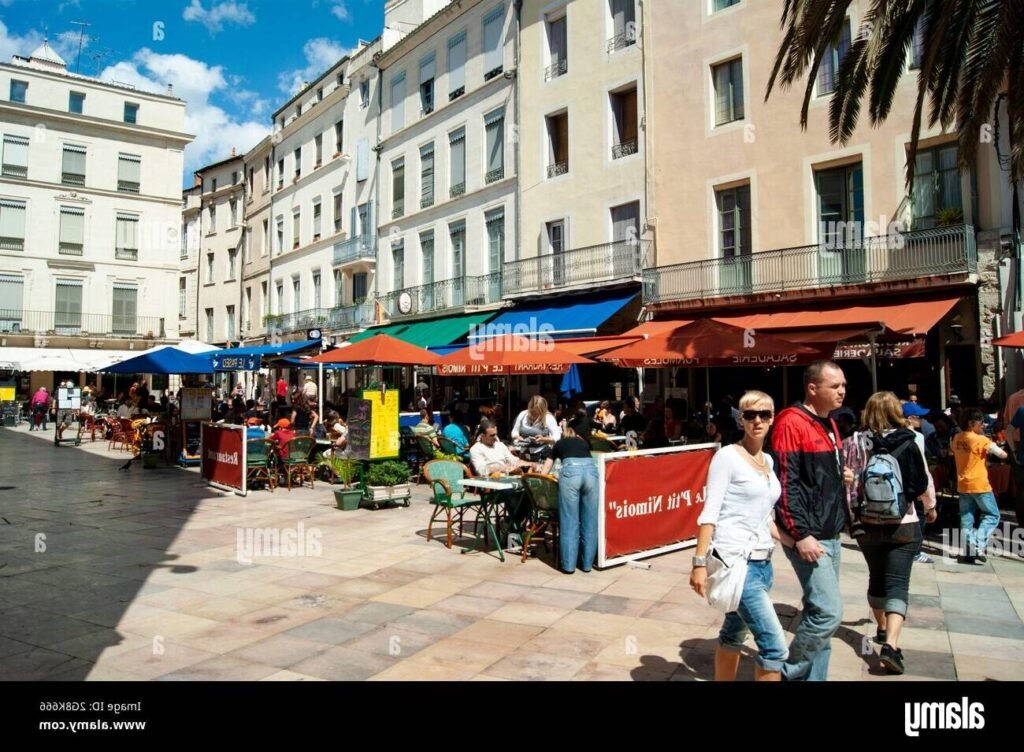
420,143,435,208
178,278,187,319
392,241,405,291
546,112,569,177
69,91,85,114
483,7,504,80
421,231,434,287
292,209,301,248
356,138,369,182
292,278,301,313
334,269,343,307
58,206,85,255
227,247,237,280
225,305,235,340
716,186,751,258
608,0,637,52
545,15,568,80
312,271,322,309
611,201,641,277
912,144,963,229
450,222,466,304
180,224,188,258
0,199,26,251
485,209,504,301
448,32,467,100
313,199,322,239
360,79,370,108
481,109,505,185
2,134,29,178
229,198,238,226
449,128,466,198
816,163,864,246
276,218,284,254
61,144,86,186
0,274,24,330
207,252,215,283
263,156,270,187
295,105,301,121
333,193,343,233
231,171,238,185
547,220,566,284
55,280,83,332
277,158,284,189
208,204,216,232
205,308,214,341
712,58,744,125
392,158,405,219
261,281,268,319
276,282,284,314
115,213,139,260
358,202,371,239
910,15,925,69
212,177,218,192
247,167,254,195
317,86,323,102
391,72,406,133
112,285,138,334
294,147,302,180
817,19,851,96
262,219,269,255
611,86,639,158
9,80,27,103
315,133,323,166
117,153,141,193
713,0,740,10
419,54,436,115
353,272,368,302
334,121,344,154
124,102,139,124
244,287,252,330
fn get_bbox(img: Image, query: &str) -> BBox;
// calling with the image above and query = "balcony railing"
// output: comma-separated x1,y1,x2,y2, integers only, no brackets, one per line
393,199,404,219
544,59,568,81
547,161,568,179
1,164,26,179
115,247,138,261
328,302,375,332
379,273,504,319
62,172,85,187
334,233,376,266
421,192,434,210
0,309,164,337
59,242,83,256
118,180,140,194
486,168,504,184
0,237,24,251
503,239,649,296
450,182,466,199
642,225,977,305
267,307,330,334
485,66,504,81
612,139,638,159
607,30,638,53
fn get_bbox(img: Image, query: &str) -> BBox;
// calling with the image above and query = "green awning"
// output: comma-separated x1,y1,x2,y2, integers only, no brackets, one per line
347,312,497,348
347,323,408,344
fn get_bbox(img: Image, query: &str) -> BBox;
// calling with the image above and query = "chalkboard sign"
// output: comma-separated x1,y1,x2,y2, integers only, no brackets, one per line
346,398,372,460
182,420,202,460
1,400,19,427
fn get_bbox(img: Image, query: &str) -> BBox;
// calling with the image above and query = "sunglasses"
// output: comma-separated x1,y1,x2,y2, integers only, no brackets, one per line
741,410,774,422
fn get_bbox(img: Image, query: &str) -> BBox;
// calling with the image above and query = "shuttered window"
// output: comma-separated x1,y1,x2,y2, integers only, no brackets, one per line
62,144,86,186
59,206,85,255
112,284,138,334
115,213,139,260
118,153,141,193
0,199,26,250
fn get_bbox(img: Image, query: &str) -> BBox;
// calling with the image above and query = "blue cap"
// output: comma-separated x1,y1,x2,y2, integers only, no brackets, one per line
902,402,930,417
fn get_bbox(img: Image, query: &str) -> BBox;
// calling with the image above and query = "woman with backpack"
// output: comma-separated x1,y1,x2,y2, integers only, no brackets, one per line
852,391,937,675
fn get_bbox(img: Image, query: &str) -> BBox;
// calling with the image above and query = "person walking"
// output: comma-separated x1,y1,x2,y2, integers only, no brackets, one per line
953,408,1008,564
540,422,600,574
690,390,787,681
771,360,854,681
30,386,49,431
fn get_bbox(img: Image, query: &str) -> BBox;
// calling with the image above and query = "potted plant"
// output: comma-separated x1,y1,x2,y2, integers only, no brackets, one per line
320,455,362,510
936,207,964,227
365,460,413,507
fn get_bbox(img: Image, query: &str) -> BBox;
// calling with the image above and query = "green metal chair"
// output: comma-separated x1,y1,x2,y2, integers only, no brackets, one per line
437,434,467,459
588,434,619,453
521,473,560,564
281,436,316,490
246,439,276,492
423,459,480,549
415,434,438,483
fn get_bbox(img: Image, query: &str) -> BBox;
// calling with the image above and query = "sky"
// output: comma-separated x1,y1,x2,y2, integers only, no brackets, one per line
0,0,385,183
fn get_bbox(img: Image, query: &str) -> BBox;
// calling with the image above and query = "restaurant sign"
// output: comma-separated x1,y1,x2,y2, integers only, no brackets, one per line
833,339,925,360
201,423,247,495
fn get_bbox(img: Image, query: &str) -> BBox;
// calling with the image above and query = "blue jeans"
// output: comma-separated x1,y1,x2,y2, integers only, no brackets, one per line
558,458,599,573
782,537,843,681
959,492,1001,556
719,560,788,672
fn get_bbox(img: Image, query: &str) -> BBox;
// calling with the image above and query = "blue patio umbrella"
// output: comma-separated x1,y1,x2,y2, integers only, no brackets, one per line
99,348,215,375
560,364,583,399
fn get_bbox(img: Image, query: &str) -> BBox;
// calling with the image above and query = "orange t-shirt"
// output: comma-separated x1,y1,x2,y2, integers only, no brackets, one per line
953,431,993,493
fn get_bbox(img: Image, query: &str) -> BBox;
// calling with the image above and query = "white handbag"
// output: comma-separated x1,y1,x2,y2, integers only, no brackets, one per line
704,512,773,614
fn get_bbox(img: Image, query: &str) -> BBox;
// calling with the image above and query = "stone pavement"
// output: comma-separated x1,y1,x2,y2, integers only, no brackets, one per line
1,423,1023,681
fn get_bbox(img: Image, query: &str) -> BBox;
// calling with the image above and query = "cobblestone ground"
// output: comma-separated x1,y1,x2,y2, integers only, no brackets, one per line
2,423,1023,681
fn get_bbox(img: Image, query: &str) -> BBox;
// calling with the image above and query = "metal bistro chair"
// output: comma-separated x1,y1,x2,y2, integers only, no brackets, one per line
588,434,619,453
415,434,438,483
423,459,480,549
521,472,561,564
280,436,316,491
246,439,276,492
437,434,467,459
108,417,135,452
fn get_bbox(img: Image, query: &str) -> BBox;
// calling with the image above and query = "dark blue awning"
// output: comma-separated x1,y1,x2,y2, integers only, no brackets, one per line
473,290,638,341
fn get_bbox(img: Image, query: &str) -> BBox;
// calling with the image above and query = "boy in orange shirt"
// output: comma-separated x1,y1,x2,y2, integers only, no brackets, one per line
952,408,1007,564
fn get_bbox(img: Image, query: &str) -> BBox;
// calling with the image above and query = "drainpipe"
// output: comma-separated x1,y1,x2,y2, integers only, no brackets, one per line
638,0,653,269
514,0,522,268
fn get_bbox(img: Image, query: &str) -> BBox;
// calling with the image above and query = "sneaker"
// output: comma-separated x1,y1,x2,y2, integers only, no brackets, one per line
956,554,978,565
875,628,887,645
975,554,988,563
879,644,905,675
914,552,933,564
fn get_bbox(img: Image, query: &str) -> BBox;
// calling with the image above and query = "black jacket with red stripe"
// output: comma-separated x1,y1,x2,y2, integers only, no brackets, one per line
770,404,847,542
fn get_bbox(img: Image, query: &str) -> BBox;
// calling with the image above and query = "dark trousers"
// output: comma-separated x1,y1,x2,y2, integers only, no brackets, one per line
857,523,920,618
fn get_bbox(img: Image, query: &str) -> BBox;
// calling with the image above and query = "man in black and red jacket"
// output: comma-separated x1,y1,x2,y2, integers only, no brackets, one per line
771,360,854,681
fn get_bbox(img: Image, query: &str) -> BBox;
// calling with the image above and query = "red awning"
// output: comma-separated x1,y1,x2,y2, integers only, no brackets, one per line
554,335,645,356
622,321,686,338
993,331,1024,348
437,335,594,375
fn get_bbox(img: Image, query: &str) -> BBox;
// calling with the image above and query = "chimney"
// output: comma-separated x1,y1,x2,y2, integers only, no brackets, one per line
167,83,174,96
231,146,236,157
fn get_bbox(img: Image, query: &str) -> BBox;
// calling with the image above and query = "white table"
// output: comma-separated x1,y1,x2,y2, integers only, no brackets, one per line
461,478,522,492
458,477,524,561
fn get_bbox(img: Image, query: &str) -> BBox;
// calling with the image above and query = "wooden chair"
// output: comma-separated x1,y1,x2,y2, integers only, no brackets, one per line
247,439,276,492
280,436,316,490
521,472,561,564
109,417,135,452
423,459,480,549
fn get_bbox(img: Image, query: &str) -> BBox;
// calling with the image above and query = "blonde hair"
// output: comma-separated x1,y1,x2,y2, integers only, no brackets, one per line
527,395,548,424
738,390,775,412
861,391,908,433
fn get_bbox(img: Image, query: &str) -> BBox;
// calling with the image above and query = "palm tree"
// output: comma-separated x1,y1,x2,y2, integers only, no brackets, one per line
765,0,1023,188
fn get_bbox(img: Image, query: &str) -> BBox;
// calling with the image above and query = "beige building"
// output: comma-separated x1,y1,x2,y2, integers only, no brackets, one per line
241,135,272,344
178,183,201,339
642,0,1019,406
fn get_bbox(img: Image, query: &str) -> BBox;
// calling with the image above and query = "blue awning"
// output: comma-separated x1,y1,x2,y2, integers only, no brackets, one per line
473,290,638,341
278,357,352,370
223,339,322,357
100,348,214,375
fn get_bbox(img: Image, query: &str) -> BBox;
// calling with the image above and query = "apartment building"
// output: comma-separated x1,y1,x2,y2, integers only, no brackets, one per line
179,183,201,339
241,135,272,344
0,40,193,384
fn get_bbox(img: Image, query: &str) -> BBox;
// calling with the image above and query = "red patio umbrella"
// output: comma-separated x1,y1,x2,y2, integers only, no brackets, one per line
309,333,442,366
993,331,1024,348
437,334,594,375
597,318,823,368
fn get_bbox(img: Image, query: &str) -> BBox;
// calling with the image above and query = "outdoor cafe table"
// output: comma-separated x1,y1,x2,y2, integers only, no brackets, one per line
459,477,525,562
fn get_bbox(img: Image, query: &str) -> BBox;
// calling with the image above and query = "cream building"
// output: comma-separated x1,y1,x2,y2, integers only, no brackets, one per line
178,182,201,339
241,135,272,344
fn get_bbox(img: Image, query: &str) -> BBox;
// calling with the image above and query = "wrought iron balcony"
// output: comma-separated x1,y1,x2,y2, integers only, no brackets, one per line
59,242,83,256
0,236,23,251
266,307,330,334
450,182,466,199
486,168,504,184
327,302,375,332
484,66,504,82
547,161,568,179
393,199,404,219
503,239,649,296
421,192,434,210
642,225,977,306
62,172,85,187
378,273,504,319
612,139,638,159
333,233,376,266
0,309,164,337
115,247,138,261
544,59,568,81
118,180,140,194
1,164,26,179
607,30,638,53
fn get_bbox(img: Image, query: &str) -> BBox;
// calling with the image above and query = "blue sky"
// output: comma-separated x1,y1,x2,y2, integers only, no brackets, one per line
0,0,385,182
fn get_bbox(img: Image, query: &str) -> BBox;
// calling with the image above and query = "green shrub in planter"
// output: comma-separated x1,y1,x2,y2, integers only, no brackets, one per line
366,460,411,487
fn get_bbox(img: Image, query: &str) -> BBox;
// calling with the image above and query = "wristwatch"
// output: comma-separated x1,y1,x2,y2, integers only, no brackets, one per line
692,555,708,568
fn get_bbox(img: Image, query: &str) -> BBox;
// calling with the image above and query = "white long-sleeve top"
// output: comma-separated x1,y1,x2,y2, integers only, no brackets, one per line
511,411,561,442
697,445,781,556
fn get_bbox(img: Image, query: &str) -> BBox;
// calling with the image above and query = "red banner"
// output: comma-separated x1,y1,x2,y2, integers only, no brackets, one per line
833,339,926,360
599,446,715,565
201,423,246,495
437,362,573,375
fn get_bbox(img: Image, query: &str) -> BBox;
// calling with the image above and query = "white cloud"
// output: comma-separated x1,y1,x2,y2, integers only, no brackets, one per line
0,20,43,63
331,2,351,22
277,37,349,95
100,49,268,180
182,0,256,34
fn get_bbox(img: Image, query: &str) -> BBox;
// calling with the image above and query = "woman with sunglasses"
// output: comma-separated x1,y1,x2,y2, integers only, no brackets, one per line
690,390,788,681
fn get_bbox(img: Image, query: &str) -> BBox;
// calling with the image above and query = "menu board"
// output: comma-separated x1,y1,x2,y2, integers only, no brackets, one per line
362,388,399,460
57,388,81,410
180,388,213,421
1,401,20,426
346,398,371,461
182,420,203,461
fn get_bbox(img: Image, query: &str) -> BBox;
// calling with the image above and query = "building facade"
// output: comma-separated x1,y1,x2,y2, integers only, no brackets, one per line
241,135,272,345
178,182,201,339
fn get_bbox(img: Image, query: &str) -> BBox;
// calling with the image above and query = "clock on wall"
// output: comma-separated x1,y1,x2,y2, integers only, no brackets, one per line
397,292,413,315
